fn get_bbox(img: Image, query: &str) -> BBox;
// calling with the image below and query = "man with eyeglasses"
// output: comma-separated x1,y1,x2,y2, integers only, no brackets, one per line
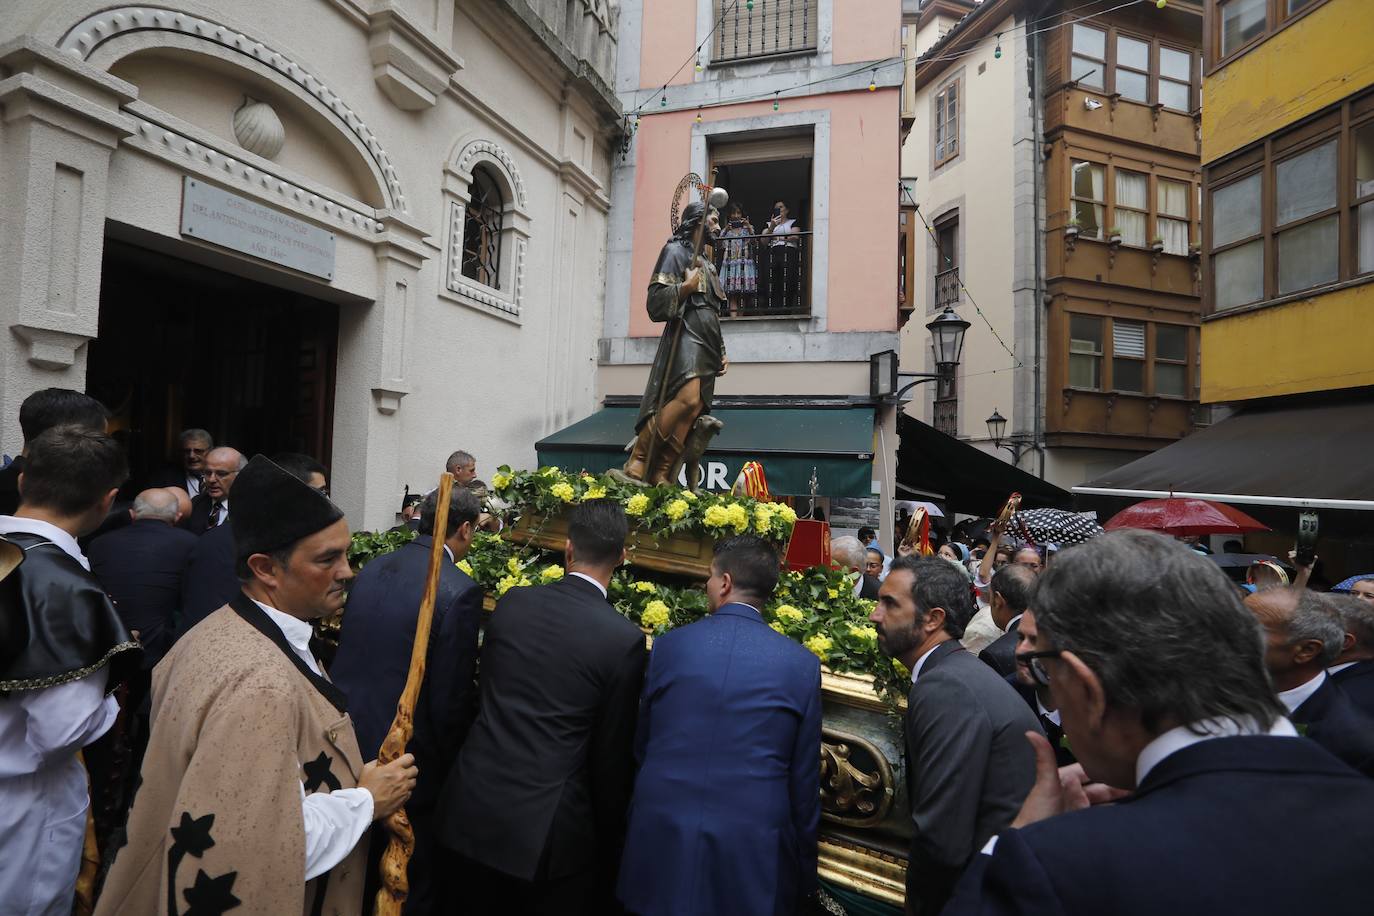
188,447,245,534
944,530,1374,916
148,428,213,498
870,556,1039,916
1003,608,1075,768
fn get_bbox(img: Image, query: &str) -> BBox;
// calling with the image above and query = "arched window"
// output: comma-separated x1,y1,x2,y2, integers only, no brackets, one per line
462,167,503,289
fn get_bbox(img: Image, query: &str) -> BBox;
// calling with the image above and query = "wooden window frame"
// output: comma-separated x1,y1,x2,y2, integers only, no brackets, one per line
1071,158,1198,252
1153,324,1192,400
1067,313,1105,392
1203,91,1374,314
1156,176,1193,255
1066,23,1200,112
1205,0,1335,74
933,77,961,168
1070,23,1108,92
1110,318,1148,395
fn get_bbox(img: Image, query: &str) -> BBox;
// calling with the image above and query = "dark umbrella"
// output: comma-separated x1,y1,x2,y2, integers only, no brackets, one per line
1104,497,1269,537
1009,508,1104,547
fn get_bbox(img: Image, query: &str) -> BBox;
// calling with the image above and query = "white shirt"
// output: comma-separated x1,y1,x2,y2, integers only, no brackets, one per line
960,606,1003,654
569,571,608,599
252,601,373,881
910,641,946,683
1276,670,1327,715
184,473,202,498
209,498,230,526
767,218,798,246
1035,694,1061,726
1327,661,1358,676
0,516,119,912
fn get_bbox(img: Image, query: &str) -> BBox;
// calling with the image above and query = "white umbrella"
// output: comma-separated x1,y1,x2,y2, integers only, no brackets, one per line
895,499,945,519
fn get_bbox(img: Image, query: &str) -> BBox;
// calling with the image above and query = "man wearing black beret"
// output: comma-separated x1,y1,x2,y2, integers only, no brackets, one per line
99,456,418,915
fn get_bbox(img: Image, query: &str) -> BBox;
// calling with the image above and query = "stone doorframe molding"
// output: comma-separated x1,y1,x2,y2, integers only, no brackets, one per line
441,136,532,323
55,4,409,214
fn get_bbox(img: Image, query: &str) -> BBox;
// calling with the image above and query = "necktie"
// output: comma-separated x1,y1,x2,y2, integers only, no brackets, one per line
208,501,222,527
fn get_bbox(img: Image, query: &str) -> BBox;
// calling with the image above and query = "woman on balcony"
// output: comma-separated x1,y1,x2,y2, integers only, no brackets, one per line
763,200,801,314
719,203,757,316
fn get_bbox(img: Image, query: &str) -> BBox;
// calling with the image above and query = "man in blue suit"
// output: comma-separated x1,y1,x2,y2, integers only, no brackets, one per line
1328,592,1374,718
332,486,484,915
617,534,821,916
945,531,1374,916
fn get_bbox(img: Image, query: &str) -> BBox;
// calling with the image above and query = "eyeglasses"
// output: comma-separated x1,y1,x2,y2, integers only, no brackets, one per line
203,469,239,479
1014,649,1063,687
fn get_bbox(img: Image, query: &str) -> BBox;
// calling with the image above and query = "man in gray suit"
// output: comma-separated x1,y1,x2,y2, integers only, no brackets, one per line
871,556,1040,915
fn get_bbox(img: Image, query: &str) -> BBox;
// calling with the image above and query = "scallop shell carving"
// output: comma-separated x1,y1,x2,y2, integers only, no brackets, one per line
232,97,285,160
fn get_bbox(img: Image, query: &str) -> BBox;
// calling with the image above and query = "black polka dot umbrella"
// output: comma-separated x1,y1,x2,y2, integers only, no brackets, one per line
1009,508,1104,547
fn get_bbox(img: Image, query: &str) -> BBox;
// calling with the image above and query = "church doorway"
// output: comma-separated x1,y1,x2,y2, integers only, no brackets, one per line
89,239,339,489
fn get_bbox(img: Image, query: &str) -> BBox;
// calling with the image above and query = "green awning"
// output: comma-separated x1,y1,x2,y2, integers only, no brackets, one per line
536,407,876,497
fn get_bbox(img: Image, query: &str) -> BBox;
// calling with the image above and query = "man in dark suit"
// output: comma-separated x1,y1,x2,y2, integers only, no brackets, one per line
88,488,198,668
870,556,1040,915
1328,592,1374,717
145,428,212,498
1245,587,1374,777
945,531,1374,916
187,446,244,534
176,453,326,641
617,535,821,916
332,486,483,915
0,388,109,515
978,565,1036,678
438,499,646,915
1003,608,1075,768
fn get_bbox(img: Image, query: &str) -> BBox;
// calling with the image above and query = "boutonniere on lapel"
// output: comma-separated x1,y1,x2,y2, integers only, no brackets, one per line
1059,734,1073,751
1294,722,1310,737
167,811,241,915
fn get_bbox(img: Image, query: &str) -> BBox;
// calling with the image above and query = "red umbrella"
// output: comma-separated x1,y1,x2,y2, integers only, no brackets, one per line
1103,497,1270,537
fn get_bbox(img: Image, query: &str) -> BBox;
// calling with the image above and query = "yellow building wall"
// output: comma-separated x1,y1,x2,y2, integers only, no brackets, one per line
1201,283,1374,401
1203,0,1374,164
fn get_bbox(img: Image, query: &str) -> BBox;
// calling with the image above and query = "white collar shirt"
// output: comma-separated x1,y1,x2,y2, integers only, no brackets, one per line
252,600,320,676
910,641,946,684
1276,670,1327,714
1035,694,1061,726
0,516,89,570
1327,661,1358,676
568,571,607,599
185,473,202,498
1135,715,1299,786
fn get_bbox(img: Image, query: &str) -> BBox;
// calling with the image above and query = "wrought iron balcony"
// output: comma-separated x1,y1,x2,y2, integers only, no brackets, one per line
935,266,961,310
712,230,812,318
713,0,819,64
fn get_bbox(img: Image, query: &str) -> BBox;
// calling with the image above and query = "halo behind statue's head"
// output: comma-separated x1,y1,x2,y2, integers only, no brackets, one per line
670,172,730,233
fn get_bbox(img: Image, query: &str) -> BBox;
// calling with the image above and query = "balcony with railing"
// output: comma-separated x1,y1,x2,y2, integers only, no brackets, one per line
712,0,819,64
713,231,812,318
935,266,961,310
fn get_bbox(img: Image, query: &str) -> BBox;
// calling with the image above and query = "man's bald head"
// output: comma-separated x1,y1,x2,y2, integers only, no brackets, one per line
163,486,192,524
131,488,180,524
203,447,245,500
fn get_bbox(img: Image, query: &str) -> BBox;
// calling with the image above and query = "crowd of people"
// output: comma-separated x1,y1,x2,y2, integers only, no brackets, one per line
2,384,1373,916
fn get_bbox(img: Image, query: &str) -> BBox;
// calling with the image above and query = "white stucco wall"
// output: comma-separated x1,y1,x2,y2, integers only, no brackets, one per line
898,12,1018,449
0,0,617,529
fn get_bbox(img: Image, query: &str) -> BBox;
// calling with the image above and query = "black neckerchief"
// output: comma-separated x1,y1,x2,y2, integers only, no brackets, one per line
229,592,347,714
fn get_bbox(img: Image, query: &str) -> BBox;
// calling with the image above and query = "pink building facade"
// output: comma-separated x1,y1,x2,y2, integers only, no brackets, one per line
592,0,905,538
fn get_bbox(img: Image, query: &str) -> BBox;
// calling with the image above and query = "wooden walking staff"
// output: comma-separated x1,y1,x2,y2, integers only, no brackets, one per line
373,472,454,916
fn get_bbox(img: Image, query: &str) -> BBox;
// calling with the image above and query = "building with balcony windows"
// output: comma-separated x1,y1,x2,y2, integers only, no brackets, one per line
565,0,905,541
1074,0,1374,581
897,0,1204,494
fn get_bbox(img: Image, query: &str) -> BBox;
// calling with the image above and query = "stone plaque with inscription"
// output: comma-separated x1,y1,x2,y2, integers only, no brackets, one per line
180,177,336,280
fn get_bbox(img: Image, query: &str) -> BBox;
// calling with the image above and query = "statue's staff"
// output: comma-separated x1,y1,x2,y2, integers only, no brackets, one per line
642,170,728,477
373,472,454,916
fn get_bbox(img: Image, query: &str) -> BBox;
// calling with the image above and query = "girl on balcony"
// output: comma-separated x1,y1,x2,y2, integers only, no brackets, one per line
719,203,757,316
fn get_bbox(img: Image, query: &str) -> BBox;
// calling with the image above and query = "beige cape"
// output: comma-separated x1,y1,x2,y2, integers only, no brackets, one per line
95,596,368,916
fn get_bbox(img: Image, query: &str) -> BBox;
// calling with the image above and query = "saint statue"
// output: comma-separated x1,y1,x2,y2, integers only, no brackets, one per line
613,195,730,488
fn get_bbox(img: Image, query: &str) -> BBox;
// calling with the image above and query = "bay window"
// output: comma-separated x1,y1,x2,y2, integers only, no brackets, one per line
1071,161,1105,239
1157,179,1191,254
1068,315,1103,389
1112,320,1146,393
1114,170,1148,247
1211,173,1264,309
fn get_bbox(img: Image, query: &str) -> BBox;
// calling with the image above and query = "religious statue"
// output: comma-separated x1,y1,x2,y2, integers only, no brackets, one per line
612,176,730,489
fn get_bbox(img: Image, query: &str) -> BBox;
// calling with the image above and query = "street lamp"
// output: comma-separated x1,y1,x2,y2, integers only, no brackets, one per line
870,306,971,402
986,407,1031,464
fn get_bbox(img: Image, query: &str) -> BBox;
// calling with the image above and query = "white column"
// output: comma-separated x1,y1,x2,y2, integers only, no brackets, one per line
0,39,135,451
331,214,427,530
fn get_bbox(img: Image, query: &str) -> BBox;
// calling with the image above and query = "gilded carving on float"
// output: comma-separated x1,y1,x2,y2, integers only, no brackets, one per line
820,728,894,828
232,97,285,160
